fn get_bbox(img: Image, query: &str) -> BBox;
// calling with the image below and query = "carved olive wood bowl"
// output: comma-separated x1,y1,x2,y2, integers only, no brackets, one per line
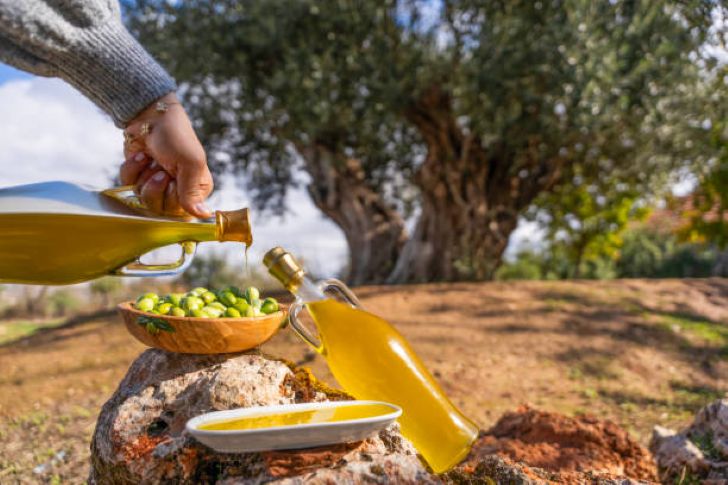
118,301,288,354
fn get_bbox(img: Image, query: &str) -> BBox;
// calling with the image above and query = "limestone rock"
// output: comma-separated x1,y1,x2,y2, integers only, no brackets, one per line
88,349,435,484
650,398,728,483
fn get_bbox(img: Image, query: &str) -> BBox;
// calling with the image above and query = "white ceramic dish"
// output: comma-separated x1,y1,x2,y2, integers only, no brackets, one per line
186,400,402,453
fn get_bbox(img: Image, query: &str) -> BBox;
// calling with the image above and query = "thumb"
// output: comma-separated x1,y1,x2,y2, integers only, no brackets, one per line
176,161,214,218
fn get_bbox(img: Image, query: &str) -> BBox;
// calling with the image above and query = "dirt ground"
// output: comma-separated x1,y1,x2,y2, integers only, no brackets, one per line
0,279,726,483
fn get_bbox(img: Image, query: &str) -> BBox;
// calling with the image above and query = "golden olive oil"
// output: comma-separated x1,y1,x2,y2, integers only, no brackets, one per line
0,213,219,285
306,299,479,474
198,403,394,431
0,181,251,285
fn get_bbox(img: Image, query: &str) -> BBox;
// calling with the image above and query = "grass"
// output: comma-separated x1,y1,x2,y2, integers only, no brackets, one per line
658,313,728,343
0,318,64,344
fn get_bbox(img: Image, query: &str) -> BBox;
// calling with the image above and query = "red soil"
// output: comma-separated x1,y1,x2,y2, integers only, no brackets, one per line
466,405,658,483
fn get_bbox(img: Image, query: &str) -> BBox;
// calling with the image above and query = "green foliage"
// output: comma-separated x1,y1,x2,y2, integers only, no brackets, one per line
137,315,175,334
616,228,717,278
46,290,80,317
89,277,123,308
177,252,272,290
125,0,724,281
530,185,649,278
179,253,240,290
498,226,727,281
494,251,544,281
680,116,728,248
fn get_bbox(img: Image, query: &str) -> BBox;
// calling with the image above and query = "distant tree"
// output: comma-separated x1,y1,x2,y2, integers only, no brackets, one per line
90,277,123,308
127,0,723,283
679,121,728,248
530,183,649,278
180,252,239,289
616,228,719,278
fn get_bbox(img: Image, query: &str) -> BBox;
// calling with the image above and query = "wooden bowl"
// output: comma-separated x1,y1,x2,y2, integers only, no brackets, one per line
118,301,288,354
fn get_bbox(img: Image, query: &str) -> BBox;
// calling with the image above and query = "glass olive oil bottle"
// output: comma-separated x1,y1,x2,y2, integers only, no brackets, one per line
0,181,251,285
264,247,478,474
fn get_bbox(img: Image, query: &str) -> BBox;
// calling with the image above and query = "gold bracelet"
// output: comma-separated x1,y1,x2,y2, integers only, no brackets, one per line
155,101,180,113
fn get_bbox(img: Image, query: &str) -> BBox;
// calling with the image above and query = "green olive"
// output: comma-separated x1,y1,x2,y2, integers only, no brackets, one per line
135,297,155,313
166,293,184,306
244,306,257,318
182,296,204,312
170,307,187,317
225,286,243,298
190,309,208,318
139,292,159,304
225,307,241,318
234,299,250,313
190,287,208,297
202,306,223,318
156,303,173,315
244,287,260,304
260,297,279,314
250,298,261,310
209,301,226,311
201,291,217,304
219,291,237,306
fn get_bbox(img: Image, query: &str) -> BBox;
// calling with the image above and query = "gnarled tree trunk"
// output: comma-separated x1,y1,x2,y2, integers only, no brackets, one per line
388,86,561,283
300,145,407,285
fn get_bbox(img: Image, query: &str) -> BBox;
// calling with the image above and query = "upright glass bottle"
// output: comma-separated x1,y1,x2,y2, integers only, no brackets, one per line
0,181,252,285
264,247,478,473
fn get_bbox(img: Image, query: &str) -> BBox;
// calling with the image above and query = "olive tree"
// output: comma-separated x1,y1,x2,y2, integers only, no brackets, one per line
126,0,721,283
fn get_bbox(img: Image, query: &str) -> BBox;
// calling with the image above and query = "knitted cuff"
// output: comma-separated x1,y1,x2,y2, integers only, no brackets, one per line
54,20,176,127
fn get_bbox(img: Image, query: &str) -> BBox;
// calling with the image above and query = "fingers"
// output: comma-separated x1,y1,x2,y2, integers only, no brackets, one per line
163,180,183,216
176,160,214,218
133,161,164,195
140,170,170,214
119,153,151,186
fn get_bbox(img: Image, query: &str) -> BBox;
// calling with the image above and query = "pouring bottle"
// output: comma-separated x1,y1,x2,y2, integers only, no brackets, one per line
263,246,478,473
0,181,251,285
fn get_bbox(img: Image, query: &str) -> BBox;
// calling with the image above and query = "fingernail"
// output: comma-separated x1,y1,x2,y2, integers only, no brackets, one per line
194,202,211,215
134,152,145,162
152,171,166,182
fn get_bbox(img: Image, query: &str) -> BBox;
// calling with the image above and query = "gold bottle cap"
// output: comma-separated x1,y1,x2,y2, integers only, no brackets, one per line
263,247,305,291
216,208,253,246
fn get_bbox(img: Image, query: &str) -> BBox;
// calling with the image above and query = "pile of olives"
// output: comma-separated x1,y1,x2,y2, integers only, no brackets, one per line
134,286,279,319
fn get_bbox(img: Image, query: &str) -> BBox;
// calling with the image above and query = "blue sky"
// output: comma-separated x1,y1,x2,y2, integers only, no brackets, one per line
0,63,30,83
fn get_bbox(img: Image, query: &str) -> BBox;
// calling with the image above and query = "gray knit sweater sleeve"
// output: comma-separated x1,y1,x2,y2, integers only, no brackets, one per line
0,0,176,126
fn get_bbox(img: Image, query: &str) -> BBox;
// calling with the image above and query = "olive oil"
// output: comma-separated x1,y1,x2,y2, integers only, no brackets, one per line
306,300,478,473
264,247,478,474
198,403,394,431
0,181,252,285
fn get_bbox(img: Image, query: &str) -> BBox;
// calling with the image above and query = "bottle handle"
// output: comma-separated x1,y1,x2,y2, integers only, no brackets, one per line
321,279,362,308
287,278,362,352
288,300,324,352
113,241,197,277
100,185,148,212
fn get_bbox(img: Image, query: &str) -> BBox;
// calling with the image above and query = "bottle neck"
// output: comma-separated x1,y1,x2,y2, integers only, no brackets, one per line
215,208,252,245
290,275,327,303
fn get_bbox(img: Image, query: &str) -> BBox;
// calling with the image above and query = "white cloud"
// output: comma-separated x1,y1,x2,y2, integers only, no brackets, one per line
0,76,348,277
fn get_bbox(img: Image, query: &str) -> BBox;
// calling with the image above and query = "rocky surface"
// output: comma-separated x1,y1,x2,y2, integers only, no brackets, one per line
650,397,728,483
90,349,660,484
89,349,434,484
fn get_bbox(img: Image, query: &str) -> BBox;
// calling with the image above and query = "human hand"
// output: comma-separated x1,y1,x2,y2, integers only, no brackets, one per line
120,93,213,218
